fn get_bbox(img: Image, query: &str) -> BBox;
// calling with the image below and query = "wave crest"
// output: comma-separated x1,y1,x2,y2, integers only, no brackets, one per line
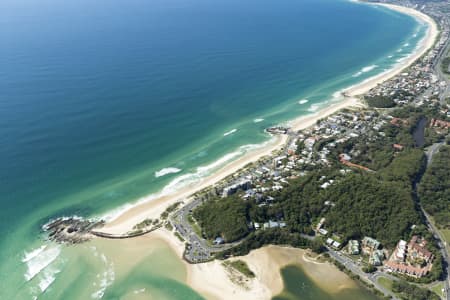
154,167,182,178
223,129,237,136
24,245,61,281
352,65,377,77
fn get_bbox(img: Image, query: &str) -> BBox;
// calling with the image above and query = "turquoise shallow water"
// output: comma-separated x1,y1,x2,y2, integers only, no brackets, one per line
0,0,427,298
273,265,380,300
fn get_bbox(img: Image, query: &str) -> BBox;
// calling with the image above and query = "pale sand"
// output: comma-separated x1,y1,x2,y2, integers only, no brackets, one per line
241,246,359,296
343,2,439,98
98,3,438,299
101,2,438,236
150,230,357,299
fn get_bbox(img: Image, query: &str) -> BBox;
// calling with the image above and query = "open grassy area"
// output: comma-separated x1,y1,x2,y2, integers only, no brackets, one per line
377,277,393,291
430,282,445,298
441,229,450,245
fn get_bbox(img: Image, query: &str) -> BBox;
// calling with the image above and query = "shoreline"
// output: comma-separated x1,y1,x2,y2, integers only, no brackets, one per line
96,3,439,299
99,2,438,236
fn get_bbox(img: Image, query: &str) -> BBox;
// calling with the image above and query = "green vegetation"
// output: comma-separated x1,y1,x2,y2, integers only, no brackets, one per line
161,201,182,219
392,280,440,300
441,56,450,75
224,260,255,278
419,146,450,228
430,282,445,298
133,218,154,230
376,277,393,291
193,195,250,242
174,231,185,242
362,265,377,273
165,222,173,231
324,173,421,247
365,95,396,108
216,229,313,258
441,229,450,244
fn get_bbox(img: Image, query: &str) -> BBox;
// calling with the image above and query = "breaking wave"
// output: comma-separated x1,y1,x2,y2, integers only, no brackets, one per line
352,65,377,77
154,167,182,178
24,245,61,281
307,104,320,112
298,99,309,105
22,245,47,263
253,118,264,123
223,129,237,136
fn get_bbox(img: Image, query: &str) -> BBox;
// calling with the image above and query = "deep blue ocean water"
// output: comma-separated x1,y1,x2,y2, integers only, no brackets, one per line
0,0,426,298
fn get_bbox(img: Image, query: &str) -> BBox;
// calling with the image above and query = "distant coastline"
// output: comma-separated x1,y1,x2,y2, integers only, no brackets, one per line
97,2,439,299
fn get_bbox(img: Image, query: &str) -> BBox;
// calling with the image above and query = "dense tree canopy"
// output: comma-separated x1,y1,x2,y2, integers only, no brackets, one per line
193,195,251,242
419,146,450,228
324,174,420,247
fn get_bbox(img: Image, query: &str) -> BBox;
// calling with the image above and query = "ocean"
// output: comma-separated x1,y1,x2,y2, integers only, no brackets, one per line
0,0,427,298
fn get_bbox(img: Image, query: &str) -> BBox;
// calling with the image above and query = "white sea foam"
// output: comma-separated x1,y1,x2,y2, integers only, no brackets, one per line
24,246,61,281
388,55,393,58
154,167,182,178
38,264,61,293
397,48,403,52
404,42,410,47
307,104,320,112
134,288,146,294
22,245,47,263
298,99,309,105
253,118,264,123
223,129,237,136
91,262,115,299
100,141,270,222
352,65,377,77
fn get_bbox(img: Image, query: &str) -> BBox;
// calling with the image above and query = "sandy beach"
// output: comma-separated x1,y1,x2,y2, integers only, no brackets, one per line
100,2,438,236
97,2,439,300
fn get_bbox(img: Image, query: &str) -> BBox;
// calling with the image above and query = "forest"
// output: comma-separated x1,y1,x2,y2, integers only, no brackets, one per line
419,145,450,228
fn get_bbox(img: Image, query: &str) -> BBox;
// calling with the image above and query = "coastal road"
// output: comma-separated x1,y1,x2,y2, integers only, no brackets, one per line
422,142,450,300
170,197,242,263
426,142,443,165
326,247,400,300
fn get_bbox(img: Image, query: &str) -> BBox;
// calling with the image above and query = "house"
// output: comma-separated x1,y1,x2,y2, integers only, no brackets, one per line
393,144,404,151
318,228,328,236
370,250,384,266
348,240,360,255
408,236,433,263
332,241,341,249
362,237,380,254
214,237,224,245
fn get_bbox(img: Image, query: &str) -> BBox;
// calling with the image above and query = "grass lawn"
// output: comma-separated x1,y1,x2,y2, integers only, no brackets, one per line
430,282,445,298
377,277,393,291
441,229,450,245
